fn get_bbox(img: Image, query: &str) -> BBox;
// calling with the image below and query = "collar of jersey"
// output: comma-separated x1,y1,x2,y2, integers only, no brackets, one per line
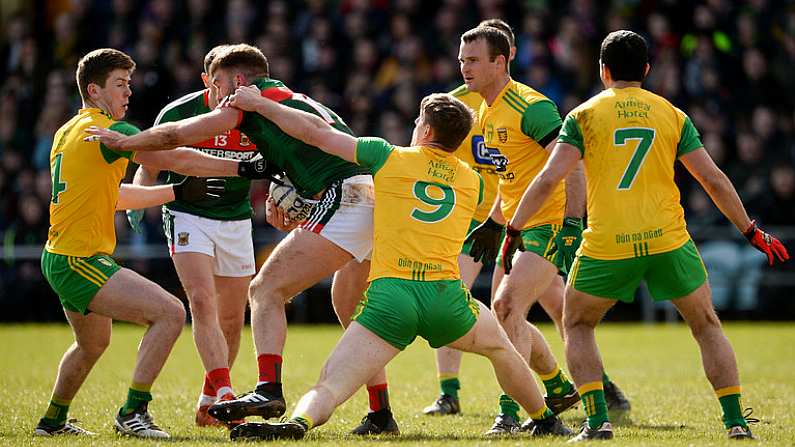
420,144,455,159
487,78,515,110
80,107,112,120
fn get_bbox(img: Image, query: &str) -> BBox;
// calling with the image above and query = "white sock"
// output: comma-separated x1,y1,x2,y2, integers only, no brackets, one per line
216,386,234,399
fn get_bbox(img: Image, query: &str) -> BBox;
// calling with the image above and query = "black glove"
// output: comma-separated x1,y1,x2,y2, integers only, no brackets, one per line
500,225,525,274
173,177,225,202
464,217,504,263
238,153,282,180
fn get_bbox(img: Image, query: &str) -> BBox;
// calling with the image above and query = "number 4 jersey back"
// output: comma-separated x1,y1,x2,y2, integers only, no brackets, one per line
559,87,703,260
355,137,484,282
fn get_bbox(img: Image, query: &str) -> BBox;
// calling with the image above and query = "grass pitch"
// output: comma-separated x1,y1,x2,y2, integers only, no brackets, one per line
1,322,793,446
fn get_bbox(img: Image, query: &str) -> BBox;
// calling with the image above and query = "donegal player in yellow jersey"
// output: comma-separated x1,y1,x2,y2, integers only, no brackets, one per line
424,19,579,418
36,48,270,439
458,26,631,434
222,90,573,441
506,31,788,442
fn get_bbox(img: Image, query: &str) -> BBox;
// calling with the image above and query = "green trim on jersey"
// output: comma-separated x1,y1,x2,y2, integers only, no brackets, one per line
676,116,703,158
476,172,484,205
520,99,562,142
157,90,254,221
559,114,585,156
355,137,394,175
449,84,470,97
239,78,370,197
100,121,138,163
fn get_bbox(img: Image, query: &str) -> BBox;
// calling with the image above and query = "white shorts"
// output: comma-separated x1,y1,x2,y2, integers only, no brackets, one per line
163,209,256,277
300,174,374,262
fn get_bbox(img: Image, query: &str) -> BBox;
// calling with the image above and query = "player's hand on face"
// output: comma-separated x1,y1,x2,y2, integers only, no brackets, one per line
228,85,262,112
266,197,303,232
83,126,126,148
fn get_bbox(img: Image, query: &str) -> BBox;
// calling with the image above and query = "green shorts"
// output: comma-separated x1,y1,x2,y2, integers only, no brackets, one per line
495,224,564,272
41,250,121,314
353,278,480,350
568,240,707,302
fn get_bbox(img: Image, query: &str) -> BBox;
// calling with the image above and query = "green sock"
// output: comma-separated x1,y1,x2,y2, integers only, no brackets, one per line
41,396,71,427
291,414,313,430
120,383,152,416
716,387,745,429
440,376,460,399
602,371,610,387
579,382,609,429
539,366,574,398
498,394,520,420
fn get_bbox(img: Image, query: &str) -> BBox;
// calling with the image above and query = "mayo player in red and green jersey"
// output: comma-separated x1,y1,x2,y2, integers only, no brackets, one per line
86,44,398,435
505,31,788,442
222,89,574,441
36,49,261,439
126,45,260,428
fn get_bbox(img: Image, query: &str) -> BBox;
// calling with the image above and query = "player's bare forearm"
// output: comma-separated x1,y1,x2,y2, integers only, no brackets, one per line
116,184,174,210
563,160,586,218
137,148,238,177
510,143,580,229
120,109,237,151
680,148,752,232
132,164,160,186
230,87,357,162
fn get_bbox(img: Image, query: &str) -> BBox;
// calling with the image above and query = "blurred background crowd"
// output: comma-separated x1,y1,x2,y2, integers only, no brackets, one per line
0,0,793,321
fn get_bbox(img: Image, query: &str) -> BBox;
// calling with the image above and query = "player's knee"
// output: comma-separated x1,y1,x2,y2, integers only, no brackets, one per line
249,276,291,305
491,297,516,323
187,288,218,321
688,308,723,338
78,335,110,359
163,296,187,329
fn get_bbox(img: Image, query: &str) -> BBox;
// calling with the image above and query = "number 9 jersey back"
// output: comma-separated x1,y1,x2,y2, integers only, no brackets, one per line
354,137,484,282
558,87,703,260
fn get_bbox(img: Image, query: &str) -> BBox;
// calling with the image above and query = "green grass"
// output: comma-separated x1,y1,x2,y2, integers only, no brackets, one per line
1,322,793,446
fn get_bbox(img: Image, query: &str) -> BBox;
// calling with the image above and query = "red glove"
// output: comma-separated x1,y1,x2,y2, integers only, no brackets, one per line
500,225,525,274
743,220,789,266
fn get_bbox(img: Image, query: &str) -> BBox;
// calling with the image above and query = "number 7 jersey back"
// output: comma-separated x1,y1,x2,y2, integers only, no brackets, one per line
558,87,703,260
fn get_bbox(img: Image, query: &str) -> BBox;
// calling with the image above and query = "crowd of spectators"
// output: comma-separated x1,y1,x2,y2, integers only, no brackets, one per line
0,0,793,319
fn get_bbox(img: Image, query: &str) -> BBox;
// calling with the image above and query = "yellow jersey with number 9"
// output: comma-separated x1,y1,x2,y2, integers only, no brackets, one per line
558,87,703,260
355,137,483,282
45,108,138,257
449,84,498,223
479,79,565,228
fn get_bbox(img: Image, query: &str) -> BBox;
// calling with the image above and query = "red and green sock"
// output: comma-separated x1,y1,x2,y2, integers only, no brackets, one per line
439,374,460,399
257,354,282,385
539,365,574,398
579,381,609,429
40,396,71,427
367,383,390,412
120,382,152,416
716,386,746,429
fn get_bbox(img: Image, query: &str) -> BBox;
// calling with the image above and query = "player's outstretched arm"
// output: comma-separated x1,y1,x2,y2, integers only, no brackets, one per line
85,108,240,152
135,148,239,177
680,147,789,265
229,85,357,162
116,177,224,210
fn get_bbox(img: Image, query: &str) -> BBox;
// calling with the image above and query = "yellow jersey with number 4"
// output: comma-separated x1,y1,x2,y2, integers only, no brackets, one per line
449,84,498,223
479,79,565,228
45,108,138,257
558,87,703,260
355,137,483,282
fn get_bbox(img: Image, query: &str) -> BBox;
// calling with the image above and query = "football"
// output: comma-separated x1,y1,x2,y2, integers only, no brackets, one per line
269,177,316,223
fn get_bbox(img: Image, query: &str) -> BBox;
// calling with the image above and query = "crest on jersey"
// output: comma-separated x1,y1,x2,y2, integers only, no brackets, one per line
177,232,190,246
497,128,508,143
240,132,251,146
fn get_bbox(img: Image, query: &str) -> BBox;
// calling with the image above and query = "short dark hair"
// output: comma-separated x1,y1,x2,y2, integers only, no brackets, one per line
478,18,514,47
600,30,648,82
204,44,231,74
420,93,474,151
76,48,135,100
209,43,269,79
461,26,510,66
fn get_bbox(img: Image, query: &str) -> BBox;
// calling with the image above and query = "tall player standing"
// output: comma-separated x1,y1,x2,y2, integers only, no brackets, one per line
503,30,788,441
35,48,261,438
127,45,260,427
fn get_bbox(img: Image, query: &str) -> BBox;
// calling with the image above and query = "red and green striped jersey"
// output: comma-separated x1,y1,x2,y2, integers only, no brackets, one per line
236,78,369,197
157,90,256,220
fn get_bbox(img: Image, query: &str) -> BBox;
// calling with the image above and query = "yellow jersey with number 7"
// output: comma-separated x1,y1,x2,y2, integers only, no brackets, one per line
354,137,483,282
558,87,703,260
45,108,138,257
